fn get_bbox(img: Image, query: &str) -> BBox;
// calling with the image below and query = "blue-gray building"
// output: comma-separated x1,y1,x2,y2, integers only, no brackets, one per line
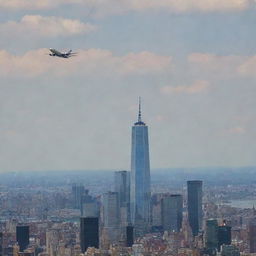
114,170,130,226
130,100,151,233
187,180,203,236
161,194,183,232
114,170,130,208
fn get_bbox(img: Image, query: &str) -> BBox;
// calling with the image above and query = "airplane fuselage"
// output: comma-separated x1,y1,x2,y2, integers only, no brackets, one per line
49,48,72,58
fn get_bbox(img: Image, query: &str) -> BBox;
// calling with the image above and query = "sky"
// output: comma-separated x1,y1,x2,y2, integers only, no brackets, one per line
1,0,256,172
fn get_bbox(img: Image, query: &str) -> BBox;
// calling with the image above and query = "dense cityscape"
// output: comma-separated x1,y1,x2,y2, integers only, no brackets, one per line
0,106,256,256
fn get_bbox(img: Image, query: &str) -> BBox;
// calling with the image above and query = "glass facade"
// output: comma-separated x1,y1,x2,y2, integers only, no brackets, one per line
80,217,99,253
161,194,183,232
130,107,151,230
187,180,203,236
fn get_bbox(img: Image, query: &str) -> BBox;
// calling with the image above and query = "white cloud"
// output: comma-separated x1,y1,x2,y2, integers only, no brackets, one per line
0,48,172,78
188,53,256,79
121,52,172,74
237,56,256,77
0,15,96,37
188,53,247,79
161,80,210,95
0,0,252,13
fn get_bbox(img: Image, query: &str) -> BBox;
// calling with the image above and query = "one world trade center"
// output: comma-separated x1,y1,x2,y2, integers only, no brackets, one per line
130,99,151,234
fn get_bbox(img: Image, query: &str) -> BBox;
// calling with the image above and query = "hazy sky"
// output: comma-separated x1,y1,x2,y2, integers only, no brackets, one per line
1,0,256,172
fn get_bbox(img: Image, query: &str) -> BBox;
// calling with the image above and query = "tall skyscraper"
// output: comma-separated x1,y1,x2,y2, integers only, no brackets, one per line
205,219,218,252
114,171,130,225
102,192,120,247
187,180,203,236
80,217,99,253
72,184,85,210
130,99,151,233
161,194,183,232
16,225,29,252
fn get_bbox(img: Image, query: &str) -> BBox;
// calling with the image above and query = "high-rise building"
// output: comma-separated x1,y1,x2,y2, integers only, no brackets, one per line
16,226,29,252
80,217,99,253
114,171,130,208
126,226,134,247
187,180,203,236
102,192,120,228
72,184,85,210
249,218,256,253
205,219,218,253
218,223,231,251
102,192,120,247
161,194,183,232
130,99,151,233
114,171,130,226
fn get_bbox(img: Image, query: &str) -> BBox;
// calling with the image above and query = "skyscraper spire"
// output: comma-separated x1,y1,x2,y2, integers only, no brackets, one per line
138,97,142,122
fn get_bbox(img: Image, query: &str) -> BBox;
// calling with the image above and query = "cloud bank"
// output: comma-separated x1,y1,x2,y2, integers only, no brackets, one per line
161,80,210,95
0,0,252,13
0,49,172,78
0,15,96,37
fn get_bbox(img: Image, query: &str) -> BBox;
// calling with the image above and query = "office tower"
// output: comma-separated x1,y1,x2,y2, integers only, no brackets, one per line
221,245,240,256
152,194,163,231
205,219,218,253
80,217,99,253
249,218,256,253
114,170,130,226
114,171,130,207
102,192,120,228
130,99,151,232
16,226,29,252
126,226,134,247
161,194,183,232
218,223,231,251
72,184,85,210
187,180,203,236
102,192,120,247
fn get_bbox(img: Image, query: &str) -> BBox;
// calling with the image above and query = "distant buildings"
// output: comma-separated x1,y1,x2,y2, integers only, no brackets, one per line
130,99,151,234
221,245,240,256
80,217,99,253
187,180,203,236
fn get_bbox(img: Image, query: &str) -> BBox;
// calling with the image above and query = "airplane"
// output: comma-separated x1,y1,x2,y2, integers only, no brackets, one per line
49,48,77,58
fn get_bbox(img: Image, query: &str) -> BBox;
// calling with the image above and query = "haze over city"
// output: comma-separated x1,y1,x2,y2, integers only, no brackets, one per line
1,1,256,172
